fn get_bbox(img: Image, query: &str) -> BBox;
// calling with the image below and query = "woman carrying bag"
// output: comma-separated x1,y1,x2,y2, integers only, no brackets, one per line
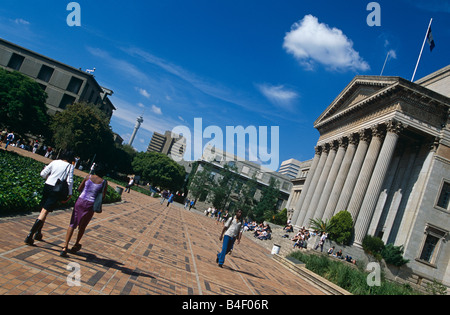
24,151,74,246
60,165,108,257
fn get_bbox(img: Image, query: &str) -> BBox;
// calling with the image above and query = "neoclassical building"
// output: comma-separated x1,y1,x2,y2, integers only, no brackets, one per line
290,66,450,289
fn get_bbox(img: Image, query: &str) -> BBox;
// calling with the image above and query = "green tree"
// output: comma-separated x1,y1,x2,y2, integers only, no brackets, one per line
132,152,186,191
235,174,258,219
253,177,280,223
0,69,50,137
328,210,354,245
210,164,239,209
110,144,136,174
187,162,214,202
50,102,115,162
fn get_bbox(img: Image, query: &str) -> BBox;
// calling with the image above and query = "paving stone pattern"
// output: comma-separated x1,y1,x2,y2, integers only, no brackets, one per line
0,147,325,295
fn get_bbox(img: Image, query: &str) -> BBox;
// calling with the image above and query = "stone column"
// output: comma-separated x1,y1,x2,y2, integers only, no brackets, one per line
354,121,403,246
295,145,329,228
290,146,322,226
325,134,358,219
315,138,347,222
335,129,370,214
303,141,338,227
347,125,385,222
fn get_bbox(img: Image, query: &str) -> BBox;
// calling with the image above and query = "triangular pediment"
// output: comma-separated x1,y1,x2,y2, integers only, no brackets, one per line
314,76,400,128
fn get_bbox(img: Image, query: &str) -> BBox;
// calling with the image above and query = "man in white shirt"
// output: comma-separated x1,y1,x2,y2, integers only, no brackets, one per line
216,209,243,268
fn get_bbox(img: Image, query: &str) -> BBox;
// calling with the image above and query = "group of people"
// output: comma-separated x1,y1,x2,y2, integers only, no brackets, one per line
23,152,108,258
250,223,272,240
160,190,175,207
326,246,357,264
204,207,230,224
183,198,195,210
289,227,312,249
1,129,55,157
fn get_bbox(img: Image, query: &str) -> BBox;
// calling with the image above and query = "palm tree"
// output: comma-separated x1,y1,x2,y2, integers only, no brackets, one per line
309,217,335,234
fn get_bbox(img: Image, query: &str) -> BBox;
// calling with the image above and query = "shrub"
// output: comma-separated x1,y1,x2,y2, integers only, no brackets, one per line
0,150,121,215
381,244,409,267
362,235,385,261
328,210,353,245
272,208,288,225
289,251,421,295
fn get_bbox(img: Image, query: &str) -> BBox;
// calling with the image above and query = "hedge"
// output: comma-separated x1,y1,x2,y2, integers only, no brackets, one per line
0,150,121,215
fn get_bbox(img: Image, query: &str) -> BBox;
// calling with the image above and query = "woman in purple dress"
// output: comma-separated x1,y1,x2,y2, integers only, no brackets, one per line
60,166,107,257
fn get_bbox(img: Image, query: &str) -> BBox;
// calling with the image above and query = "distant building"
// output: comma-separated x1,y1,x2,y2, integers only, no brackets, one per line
147,130,185,161
188,146,293,213
0,38,115,120
113,133,123,145
279,158,304,178
284,159,313,220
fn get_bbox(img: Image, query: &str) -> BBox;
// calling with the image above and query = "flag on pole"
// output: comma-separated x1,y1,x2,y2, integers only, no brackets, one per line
411,18,434,81
427,27,436,51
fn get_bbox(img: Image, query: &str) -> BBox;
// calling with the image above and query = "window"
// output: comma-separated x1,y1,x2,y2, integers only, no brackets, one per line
418,225,447,265
37,65,54,82
67,77,83,94
7,53,25,70
419,234,439,263
436,181,450,210
59,94,76,109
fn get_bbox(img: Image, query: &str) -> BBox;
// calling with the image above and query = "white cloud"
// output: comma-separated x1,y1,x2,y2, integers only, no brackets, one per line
283,15,370,72
14,18,30,25
137,102,145,108
137,87,151,98
151,105,162,115
257,84,299,110
387,49,397,60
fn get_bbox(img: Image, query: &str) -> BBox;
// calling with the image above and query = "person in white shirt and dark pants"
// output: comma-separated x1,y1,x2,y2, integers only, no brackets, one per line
25,152,74,246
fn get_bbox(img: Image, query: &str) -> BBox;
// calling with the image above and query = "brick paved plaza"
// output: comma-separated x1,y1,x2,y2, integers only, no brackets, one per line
0,147,326,297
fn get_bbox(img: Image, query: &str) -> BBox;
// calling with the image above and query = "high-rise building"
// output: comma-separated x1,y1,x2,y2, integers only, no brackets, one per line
279,158,303,178
147,130,185,160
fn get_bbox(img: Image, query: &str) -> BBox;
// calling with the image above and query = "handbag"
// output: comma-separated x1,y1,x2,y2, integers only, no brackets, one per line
53,164,70,200
93,180,106,213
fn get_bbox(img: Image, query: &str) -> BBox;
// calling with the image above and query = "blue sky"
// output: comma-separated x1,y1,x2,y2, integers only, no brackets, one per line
1,0,449,170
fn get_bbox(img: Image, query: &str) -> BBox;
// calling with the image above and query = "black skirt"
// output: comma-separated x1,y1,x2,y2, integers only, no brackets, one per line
40,184,60,212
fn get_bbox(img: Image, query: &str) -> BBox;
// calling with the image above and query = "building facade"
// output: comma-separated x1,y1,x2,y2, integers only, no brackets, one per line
0,38,115,120
189,146,293,213
147,130,185,161
290,66,450,289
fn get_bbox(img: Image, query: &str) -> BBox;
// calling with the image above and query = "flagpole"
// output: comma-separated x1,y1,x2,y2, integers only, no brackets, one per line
411,18,433,82
380,51,390,76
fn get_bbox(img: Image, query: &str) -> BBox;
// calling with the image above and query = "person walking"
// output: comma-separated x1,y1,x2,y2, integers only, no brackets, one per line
4,131,14,149
166,192,174,207
124,177,134,193
216,209,244,268
24,151,74,245
60,165,108,257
